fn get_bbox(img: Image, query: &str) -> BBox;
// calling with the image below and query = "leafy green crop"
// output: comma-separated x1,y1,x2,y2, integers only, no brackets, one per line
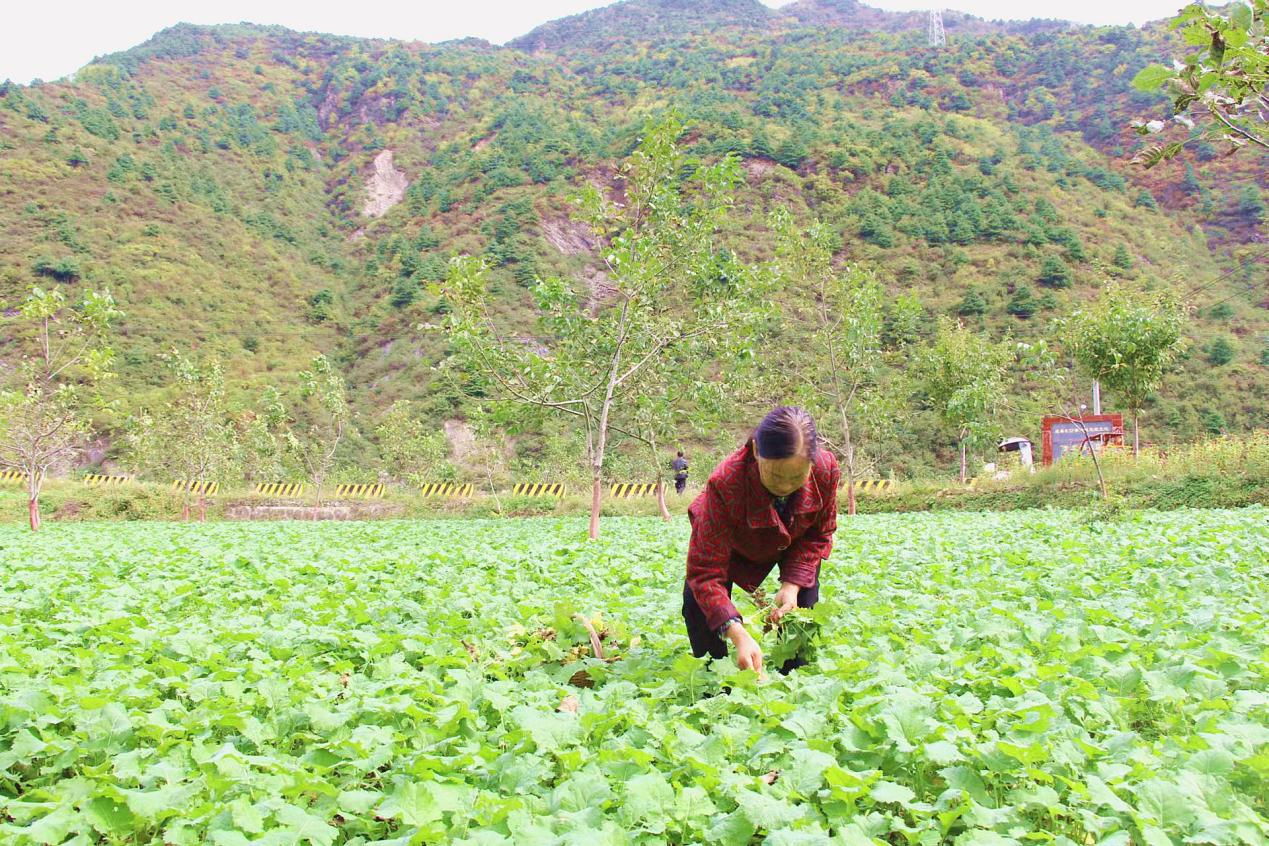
0,509,1265,844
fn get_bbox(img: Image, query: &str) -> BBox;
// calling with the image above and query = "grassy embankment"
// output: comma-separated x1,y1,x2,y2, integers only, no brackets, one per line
3,432,1264,525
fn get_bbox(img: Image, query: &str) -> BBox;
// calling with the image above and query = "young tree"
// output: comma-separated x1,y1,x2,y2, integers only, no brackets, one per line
239,386,291,483
0,287,119,531
125,352,237,521
1063,283,1187,456
917,319,1014,483
375,399,451,487
769,208,899,516
287,354,351,514
1131,0,1268,167
442,115,756,538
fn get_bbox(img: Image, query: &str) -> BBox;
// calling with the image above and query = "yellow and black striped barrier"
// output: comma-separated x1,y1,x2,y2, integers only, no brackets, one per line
333,483,386,499
512,482,565,498
610,483,658,498
173,480,219,495
0,469,27,485
83,474,130,486
255,482,306,497
420,482,474,498
842,479,895,494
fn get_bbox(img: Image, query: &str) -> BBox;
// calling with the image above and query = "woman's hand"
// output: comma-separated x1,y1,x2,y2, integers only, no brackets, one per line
769,581,800,623
726,623,764,675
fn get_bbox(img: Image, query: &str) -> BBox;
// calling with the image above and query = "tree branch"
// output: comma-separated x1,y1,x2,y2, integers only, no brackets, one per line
1209,104,1269,149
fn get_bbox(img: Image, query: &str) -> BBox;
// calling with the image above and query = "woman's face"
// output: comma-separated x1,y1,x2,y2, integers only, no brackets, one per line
754,444,812,497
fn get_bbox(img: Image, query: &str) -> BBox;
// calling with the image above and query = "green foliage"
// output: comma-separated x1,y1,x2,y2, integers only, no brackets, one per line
0,287,121,529
290,354,353,498
1113,243,1134,271
0,10,1265,478
1007,284,1037,319
769,209,897,489
307,288,335,323
1206,335,1236,365
916,319,1015,477
1037,254,1073,288
444,115,759,535
124,352,238,514
957,287,988,317
1208,302,1235,320
1131,0,1269,165
32,255,81,282
375,400,451,486
0,508,1264,842
1064,284,1187,449
1236,185,1267,224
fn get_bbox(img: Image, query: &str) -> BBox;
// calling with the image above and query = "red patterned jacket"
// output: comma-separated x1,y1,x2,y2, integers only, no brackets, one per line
686,441,840,631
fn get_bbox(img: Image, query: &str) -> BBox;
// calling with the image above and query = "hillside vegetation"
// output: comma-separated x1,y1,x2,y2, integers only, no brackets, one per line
0,0,1265,480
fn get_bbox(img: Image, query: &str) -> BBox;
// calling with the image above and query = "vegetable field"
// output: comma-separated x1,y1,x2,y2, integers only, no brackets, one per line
0,509,1265,845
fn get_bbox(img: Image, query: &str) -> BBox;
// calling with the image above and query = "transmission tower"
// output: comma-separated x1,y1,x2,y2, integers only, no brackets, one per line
928,9,946,48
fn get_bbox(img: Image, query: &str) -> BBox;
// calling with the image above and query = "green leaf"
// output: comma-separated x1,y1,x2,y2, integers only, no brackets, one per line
869,781,916,806
552,770,614,813
209,833,254,846
274,804,337,846
1132,64,1175,92
766,827,833,845
621,772,674,832
123,784,194,821
1229,2,1252,31
82,796,136,834
706,810,756,846
337,789,384,815
16,806,79,845
924,740,963,764
737,788,803,830
381,781,442,826
955,831,1022,846
675,785,718,822
1184,749,1234,777
941,766,994,807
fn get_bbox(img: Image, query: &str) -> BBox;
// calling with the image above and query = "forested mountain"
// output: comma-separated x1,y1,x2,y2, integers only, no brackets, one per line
0,0,1264,478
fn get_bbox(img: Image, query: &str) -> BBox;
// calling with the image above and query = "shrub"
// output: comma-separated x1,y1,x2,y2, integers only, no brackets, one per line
1207,336,1234,366
1037,255,1072,288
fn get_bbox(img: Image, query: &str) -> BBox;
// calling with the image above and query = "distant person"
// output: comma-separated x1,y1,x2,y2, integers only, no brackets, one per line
671,450,689,494
682,406,839,675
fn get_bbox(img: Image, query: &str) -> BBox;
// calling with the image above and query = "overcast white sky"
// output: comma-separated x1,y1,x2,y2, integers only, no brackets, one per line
3,0,1187,85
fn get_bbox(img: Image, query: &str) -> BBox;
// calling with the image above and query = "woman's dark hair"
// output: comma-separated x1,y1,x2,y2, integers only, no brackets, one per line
753,406,819,461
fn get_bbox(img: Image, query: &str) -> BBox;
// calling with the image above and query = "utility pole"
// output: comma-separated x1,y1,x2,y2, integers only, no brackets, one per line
928,9,946,48
1092,380,1102,415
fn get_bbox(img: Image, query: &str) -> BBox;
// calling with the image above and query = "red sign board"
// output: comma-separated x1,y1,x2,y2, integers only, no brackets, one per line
1041,415,1124,466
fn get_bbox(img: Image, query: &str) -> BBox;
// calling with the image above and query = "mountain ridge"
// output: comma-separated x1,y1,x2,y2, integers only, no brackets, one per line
0,2,1264,476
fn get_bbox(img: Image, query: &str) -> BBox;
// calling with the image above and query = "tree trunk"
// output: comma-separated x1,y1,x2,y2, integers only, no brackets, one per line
588,476,602,540
181,501,191,521
1132,413,1140,458
589,379,618,540
839,411,857,516
648,435,670,521
198,492,207,523
26,472,40,532
959,440,968,485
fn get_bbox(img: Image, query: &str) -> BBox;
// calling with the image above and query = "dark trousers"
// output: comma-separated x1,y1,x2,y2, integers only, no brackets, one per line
675,476,687,494
681,579,819,673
